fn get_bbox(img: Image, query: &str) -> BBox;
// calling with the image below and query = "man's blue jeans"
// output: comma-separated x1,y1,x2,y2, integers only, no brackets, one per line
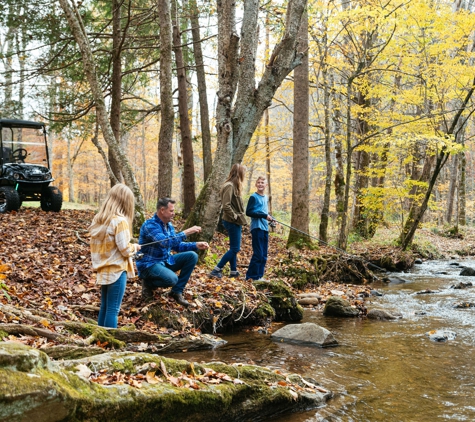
140,251,198,294
246,228,268,280
217,220,242,272
98,271,127,328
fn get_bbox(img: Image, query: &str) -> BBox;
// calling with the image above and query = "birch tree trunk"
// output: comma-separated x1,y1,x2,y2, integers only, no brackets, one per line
157,0,174,199
58,0,145,225
185,0,307,243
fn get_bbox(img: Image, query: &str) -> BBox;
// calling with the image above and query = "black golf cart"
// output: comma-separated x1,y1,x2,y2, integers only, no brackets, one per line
0,119,62,213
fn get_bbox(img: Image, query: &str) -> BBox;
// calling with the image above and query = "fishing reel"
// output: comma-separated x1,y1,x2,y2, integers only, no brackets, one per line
134,252,144,260
269,219,277,228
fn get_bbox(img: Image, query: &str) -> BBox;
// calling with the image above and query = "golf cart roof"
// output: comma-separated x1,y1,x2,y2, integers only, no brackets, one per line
0,119,45,129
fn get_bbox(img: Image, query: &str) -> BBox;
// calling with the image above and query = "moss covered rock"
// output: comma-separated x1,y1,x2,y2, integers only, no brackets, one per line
0,342,331,422
323,296,359,317
254,280,304,322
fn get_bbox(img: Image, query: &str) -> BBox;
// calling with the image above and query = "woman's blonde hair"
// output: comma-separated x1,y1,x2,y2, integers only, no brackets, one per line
225,163,246,195
90,183,135,233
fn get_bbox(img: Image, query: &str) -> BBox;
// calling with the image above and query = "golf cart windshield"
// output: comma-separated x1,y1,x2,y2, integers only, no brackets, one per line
1,126,48,166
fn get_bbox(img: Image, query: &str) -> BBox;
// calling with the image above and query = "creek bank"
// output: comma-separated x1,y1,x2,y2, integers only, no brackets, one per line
0,342,332,422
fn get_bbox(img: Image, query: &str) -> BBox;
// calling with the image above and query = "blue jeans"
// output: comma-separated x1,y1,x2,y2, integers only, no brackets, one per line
140,251,198,294
98,271,127,328
246,228,268,280
217,220,242,271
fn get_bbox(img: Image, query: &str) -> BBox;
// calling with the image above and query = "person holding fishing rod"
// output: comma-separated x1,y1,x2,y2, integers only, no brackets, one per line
245,176,276,282
137,197,209,306
89,184,141,328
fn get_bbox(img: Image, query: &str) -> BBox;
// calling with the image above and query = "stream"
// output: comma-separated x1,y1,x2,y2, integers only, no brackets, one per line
168,259,475,421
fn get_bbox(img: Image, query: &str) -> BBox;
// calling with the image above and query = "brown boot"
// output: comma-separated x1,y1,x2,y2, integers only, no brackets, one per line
141,279,154,302
169,291,190,307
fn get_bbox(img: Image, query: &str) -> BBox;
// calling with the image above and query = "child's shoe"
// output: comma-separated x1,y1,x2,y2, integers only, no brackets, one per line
209,267,223,278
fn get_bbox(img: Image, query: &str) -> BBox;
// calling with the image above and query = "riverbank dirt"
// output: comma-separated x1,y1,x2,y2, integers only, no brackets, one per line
1,208,474,350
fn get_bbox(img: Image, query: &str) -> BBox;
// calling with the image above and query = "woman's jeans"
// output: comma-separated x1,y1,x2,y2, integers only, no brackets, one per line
217,220,242,271
140,251,198,294
98,271,127,328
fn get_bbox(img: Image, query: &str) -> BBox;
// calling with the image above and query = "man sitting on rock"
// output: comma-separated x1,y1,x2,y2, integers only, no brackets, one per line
137,197,209,306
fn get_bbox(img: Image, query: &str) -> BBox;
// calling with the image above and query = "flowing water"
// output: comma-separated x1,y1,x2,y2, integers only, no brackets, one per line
168,260,475,421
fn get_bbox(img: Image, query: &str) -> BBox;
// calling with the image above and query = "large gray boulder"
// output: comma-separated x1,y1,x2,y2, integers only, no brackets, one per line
271,322,338,348
323,296,359,317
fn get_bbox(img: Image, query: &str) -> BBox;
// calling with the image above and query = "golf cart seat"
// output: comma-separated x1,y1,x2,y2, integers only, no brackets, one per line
2,146,12,164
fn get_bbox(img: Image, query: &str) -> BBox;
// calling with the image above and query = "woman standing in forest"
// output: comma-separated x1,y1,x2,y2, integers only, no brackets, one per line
209,164,247,278
89,184,140,328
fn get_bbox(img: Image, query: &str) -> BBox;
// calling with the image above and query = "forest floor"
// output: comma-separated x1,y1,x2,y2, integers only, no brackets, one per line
1,207,475,351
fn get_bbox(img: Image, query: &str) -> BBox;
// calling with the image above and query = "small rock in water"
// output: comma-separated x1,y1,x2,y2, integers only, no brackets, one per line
414,259,423,264
367,309,400,320
426,330,456,342
370,290,383,297
415,311,427,315
459,267,475,276
451,281,473,289
415,289,440,295
453,302,475,309
449,262,460,266
387,276,407,284
435,271,448,275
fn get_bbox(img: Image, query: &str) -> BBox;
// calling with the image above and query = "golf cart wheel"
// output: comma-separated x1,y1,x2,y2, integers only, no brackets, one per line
41,186,63,212
0,186,21,213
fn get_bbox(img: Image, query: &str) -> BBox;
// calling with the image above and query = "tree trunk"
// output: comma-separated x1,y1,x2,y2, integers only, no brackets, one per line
189,0,212,182
446,154,459,224
185,0,307,243
458,150,466,226
109,0,124,187
172,0,196,217
337,79,355,251
265,108,273,215
67,137,75,202
58,0,145,226
318,62,332,243
157,0,174,199
265,14,272,216
333,85,345,235
288,10,310,247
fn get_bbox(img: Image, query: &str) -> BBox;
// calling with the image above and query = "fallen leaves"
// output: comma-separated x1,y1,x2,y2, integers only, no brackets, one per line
84,359,248,391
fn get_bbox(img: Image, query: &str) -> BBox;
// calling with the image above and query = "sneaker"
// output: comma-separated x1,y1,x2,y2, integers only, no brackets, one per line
141,279,154,301
169,291,190,307
254,278,270,283
209,268,223,278
229,271,240,278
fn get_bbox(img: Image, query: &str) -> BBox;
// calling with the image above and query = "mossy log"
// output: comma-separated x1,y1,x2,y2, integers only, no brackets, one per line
0,342,332,422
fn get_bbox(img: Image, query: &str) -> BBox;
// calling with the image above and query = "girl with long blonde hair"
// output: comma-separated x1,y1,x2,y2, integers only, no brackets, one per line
89,183,140,328
209,163,247,279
